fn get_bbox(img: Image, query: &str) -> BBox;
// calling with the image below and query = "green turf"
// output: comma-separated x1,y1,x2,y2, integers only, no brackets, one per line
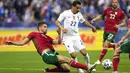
0,51,129,73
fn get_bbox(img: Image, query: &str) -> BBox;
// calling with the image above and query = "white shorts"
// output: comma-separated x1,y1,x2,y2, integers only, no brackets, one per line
62,36,85,53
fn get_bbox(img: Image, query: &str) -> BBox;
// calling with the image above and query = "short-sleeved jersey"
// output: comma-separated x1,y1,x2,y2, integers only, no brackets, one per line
101,7,125,34
27,32,54,55
57,9,85,36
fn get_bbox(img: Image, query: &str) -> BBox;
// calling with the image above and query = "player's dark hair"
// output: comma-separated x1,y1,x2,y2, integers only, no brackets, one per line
37,21,47,30
72,0,81,7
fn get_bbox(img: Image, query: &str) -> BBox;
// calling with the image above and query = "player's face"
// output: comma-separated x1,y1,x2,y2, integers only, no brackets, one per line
112,0,118,9
41,24,47,34
74,4,81,13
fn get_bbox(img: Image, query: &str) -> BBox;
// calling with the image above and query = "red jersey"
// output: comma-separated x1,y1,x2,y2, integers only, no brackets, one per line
27,32,55,55
128,18,130,27
101,7,125,34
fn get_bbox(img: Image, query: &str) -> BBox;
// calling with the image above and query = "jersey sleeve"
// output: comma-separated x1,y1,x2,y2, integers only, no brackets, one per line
101,8,108,17
27,32,35,40
57,11,65,22
128,19,130,27
47,35,54,44
79,13,85,23
120,11,125,20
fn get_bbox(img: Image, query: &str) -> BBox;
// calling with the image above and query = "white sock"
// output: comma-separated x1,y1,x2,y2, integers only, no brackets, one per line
84,53,90,66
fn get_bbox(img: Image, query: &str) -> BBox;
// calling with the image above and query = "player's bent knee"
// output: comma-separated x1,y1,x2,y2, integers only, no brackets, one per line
115,47,120,52
104,41,110,48
80,49,87,55
70,52,76,58
114,47,120,55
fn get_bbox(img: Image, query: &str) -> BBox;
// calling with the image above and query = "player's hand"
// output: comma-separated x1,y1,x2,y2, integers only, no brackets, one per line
117,40,124,47
5,41,13,45
91,19,95,23
114,24,119,28
62,28,68,33
92,27,96,32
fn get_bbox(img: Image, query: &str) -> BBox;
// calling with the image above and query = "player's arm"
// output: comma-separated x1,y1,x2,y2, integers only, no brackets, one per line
55,20,64,31
83,21,96,32
91,8,107,23
55,12,68,33
118,28,130,46
121,28,130,41
52,28,62,45
115,18,126,28
91,15,103,23
56,20,68,33
5,38,31,46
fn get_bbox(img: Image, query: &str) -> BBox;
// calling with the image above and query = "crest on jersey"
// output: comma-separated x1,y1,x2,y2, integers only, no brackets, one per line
115,12,117,15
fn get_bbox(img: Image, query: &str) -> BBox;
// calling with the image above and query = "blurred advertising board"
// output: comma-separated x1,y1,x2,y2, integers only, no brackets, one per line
0,30,105,52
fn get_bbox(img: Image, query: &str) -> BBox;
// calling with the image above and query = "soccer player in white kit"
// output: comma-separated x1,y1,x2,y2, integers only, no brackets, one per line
56,0,96,73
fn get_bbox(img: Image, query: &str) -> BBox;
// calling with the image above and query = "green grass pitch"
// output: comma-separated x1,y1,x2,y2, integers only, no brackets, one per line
0,50,130,73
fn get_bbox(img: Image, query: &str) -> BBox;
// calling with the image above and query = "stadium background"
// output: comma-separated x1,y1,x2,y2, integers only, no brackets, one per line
0,0,130,73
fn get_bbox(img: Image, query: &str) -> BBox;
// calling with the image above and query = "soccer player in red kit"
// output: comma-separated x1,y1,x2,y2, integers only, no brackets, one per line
112,26,130,73
128,10,130,28
5,21,96,73
127,10,130,59
111,9,130,73
91,0,126,64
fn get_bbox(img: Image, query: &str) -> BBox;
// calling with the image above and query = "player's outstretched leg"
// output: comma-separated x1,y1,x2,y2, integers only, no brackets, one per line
69,60,97,73
74,57,84,73
43,67,60,72
95,49,107,65
112,47,120,73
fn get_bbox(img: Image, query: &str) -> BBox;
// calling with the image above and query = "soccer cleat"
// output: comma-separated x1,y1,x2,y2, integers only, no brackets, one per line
95,60,101,65
43,68,49,72
55,52,59,55
87,63,97,73
92,68,96,72
78,68,84,73
88,64,96,72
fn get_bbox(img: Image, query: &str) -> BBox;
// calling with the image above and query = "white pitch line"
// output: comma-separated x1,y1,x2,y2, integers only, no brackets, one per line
0,68,129,73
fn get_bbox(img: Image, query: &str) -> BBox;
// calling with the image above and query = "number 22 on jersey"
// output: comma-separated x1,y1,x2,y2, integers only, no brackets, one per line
70,21,77,26
110,14,116,19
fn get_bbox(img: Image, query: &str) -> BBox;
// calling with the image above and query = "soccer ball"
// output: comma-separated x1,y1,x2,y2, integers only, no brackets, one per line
102,59,112,70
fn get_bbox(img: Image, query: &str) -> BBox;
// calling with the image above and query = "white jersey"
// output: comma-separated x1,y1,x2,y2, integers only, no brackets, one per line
57,9,85,37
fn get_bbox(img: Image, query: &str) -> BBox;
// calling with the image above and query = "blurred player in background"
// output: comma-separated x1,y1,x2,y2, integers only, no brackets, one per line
91,0,126,64
5,21,96,73
56,0,96,73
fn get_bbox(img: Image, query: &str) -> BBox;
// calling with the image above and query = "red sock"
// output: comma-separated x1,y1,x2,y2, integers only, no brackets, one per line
99,49,107,62
47,67,60,72
128,54,130,60
109,43,115,50
113,55,120,71
69,60,88,71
